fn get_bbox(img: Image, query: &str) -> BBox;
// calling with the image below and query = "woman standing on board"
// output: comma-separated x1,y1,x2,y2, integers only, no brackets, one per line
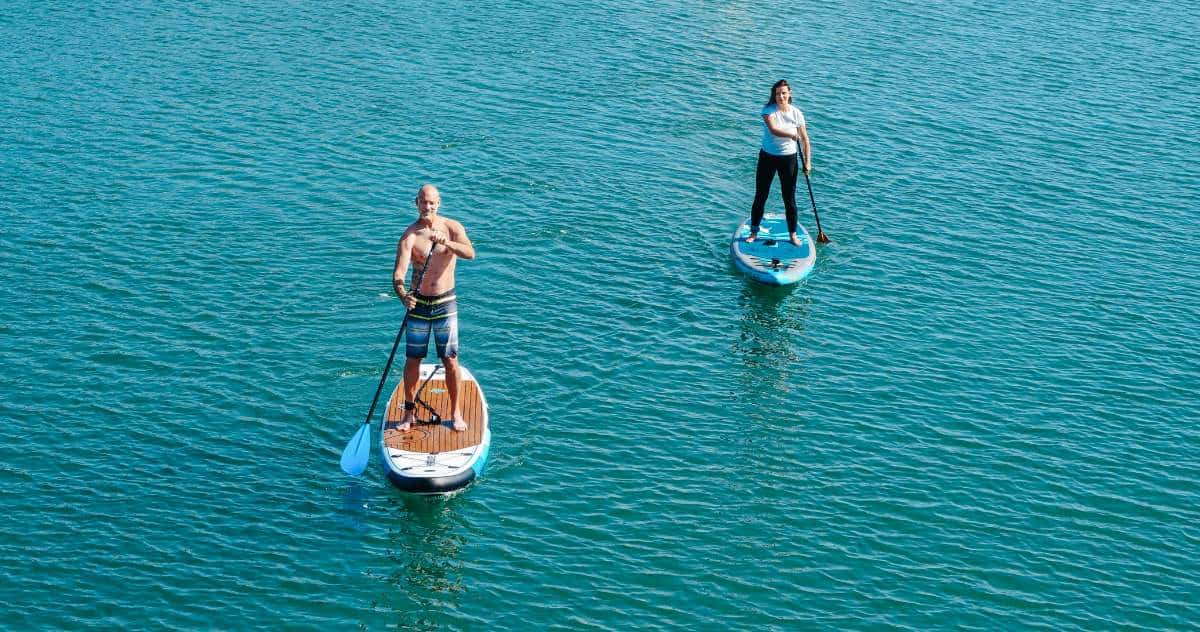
748,79,811,246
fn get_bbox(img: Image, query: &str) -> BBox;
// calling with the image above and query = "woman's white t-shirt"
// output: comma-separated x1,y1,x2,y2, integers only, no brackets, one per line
760,103,806,156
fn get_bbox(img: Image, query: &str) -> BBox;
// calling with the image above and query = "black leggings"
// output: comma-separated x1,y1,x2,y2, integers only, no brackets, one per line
750,150,799,234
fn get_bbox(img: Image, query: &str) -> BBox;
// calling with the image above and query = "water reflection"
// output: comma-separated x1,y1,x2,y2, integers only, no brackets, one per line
336,480,372,533
368,491,472,630
732,282,813,398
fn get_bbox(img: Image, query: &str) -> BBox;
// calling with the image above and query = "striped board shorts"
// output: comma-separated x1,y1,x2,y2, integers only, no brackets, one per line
405,290,459,359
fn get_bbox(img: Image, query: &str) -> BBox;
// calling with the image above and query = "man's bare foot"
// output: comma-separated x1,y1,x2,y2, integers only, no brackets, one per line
745,232,758,243
397,410,414,432
452,417,467,432
789,233,802,246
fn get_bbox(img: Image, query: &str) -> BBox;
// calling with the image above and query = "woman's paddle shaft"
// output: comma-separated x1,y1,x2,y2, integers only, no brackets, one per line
799,148,830,243
341,243,436,475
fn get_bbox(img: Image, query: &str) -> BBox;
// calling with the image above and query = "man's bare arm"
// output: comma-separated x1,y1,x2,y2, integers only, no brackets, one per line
393,235,413,298
436,221,475,260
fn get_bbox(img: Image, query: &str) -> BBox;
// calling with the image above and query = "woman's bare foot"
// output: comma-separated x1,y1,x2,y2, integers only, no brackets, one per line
789,233,802,246
745,232,758,243
452,417,468,432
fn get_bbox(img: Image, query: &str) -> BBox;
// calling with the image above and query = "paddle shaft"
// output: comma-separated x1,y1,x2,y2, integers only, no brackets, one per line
360,242,437,427
798,147,829,241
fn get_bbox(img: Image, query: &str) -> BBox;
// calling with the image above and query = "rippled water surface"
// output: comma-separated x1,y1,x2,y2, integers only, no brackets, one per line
3,1,1198,629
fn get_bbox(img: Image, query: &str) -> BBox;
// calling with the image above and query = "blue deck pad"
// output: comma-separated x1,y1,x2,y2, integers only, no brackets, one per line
735,217,813,262
730,214,817,286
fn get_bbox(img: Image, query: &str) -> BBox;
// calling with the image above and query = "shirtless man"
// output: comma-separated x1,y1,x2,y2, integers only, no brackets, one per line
392,184,476,431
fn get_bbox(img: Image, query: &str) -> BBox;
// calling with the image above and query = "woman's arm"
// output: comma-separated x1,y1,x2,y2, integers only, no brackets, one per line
798,124,812,173
762,113,794,139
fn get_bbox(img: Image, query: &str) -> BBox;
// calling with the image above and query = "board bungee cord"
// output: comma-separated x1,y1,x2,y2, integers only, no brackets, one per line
408,364,443,426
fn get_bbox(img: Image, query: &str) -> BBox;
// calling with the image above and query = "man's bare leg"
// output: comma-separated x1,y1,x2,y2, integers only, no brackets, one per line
398,357,421,431
442,356,467,431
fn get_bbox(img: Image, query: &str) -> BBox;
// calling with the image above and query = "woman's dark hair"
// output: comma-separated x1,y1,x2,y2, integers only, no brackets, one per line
766,79,790,106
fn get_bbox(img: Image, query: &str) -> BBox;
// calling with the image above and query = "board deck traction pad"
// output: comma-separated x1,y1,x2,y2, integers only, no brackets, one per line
730,214,816,285
380,363,490,493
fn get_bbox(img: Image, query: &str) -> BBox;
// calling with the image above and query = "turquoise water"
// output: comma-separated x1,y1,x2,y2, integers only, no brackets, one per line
3,1,1198,628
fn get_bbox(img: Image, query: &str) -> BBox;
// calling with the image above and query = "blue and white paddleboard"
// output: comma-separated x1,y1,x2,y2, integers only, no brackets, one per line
730,214,817,286
379,363,490,495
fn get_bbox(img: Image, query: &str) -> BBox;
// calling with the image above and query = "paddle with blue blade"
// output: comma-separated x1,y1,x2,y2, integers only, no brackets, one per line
341,242,437,476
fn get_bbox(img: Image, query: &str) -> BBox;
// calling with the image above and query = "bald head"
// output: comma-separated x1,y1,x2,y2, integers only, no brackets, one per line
416,184,439,200
414,184,441,219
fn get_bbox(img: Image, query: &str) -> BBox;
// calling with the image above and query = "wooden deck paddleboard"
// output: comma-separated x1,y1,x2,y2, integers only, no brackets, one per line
379,363,490,495
730,214,817,286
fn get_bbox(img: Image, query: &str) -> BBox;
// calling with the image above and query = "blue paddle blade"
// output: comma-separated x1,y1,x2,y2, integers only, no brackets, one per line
340,423,372,476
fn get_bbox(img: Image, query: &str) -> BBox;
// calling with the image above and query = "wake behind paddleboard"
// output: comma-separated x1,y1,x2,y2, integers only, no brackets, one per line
730,214,817,286
379,363,490,495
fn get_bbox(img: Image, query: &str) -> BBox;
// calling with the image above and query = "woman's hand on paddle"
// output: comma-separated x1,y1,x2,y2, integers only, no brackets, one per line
803,162,812,175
